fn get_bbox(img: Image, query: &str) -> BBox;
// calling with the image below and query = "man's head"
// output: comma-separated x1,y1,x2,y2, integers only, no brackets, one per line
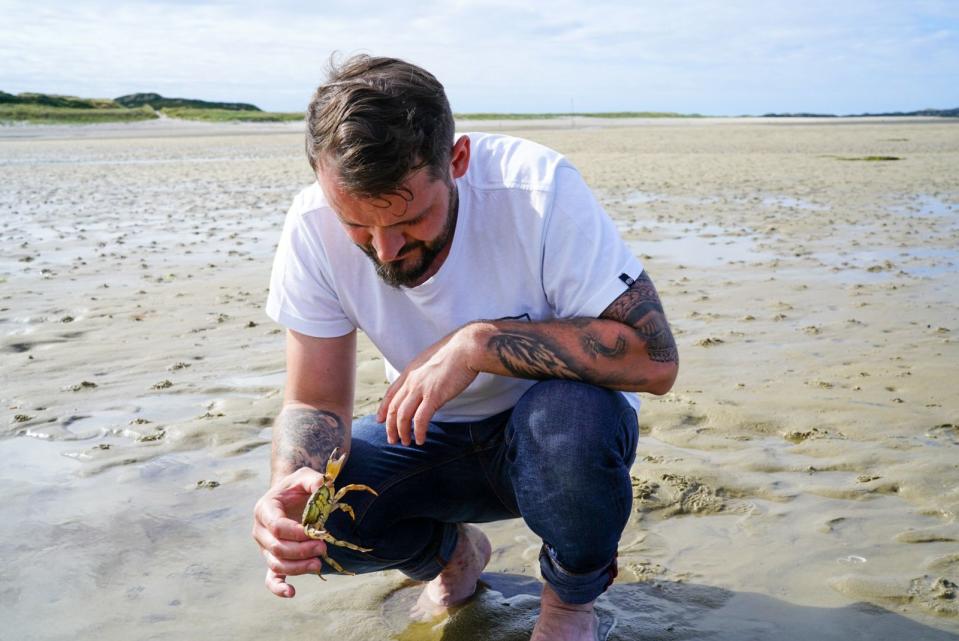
306,55,456,197
307,55,467,288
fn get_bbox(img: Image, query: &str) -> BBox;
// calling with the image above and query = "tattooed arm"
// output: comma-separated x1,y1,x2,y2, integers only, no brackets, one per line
271,406,349,483
270,328,356,484
379,271,678,446
253,328,356,598
473,271,678,394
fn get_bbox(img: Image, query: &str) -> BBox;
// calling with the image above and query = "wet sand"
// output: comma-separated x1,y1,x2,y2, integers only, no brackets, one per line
1,118,958,640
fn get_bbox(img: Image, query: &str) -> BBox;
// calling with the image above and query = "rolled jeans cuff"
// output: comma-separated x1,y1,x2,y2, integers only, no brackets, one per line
539,544,618,605
399,522,460,581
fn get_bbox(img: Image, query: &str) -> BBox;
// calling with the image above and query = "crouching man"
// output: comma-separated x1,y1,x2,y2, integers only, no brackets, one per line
252,54,678,641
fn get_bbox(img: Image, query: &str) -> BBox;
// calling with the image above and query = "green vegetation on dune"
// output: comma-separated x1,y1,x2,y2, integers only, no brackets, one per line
577,111,702,118
2,90,956,126
0,103,158,124
160,107,303,122
0,91,155,124
116,93,261,112
0,90,122,110
1,102,698,124
454,111,702,120
1,101,698,125
0,90,301,125
454,113,565,120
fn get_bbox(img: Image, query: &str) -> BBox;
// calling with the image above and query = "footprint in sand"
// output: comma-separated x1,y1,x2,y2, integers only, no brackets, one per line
829,574,958,618
894,524,959,544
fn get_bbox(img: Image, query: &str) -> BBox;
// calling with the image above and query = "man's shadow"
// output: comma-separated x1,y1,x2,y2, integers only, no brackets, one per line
384,572,959,641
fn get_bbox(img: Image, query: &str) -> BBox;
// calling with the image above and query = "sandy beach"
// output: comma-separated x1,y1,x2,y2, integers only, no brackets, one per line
2,117,958,640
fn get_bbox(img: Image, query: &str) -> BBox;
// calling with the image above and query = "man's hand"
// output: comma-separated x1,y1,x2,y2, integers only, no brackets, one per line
374,272,678,446
252,467,330,598
376,327,480,446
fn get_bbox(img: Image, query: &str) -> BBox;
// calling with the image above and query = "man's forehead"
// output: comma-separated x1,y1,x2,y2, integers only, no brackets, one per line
317,154,436,191
318,164,436,224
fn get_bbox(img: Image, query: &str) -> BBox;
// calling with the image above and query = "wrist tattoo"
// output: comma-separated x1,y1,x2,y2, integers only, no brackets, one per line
274,408,346,473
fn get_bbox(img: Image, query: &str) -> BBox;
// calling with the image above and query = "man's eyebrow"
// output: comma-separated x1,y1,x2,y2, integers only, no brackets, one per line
390,208,429,226
338,207,429,227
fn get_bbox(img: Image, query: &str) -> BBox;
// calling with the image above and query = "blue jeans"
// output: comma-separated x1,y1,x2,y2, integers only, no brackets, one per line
321,380,640,604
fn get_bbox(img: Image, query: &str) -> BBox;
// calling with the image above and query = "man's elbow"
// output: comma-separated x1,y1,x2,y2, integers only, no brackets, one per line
651,361,678,395
638,360,678,396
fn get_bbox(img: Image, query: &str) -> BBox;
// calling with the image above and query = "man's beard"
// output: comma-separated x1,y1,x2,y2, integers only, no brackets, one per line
359,184,458,289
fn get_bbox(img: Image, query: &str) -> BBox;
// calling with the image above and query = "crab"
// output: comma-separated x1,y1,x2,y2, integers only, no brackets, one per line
300,448,378,579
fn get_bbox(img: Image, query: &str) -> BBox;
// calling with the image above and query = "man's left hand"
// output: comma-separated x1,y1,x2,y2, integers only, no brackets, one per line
375,325,479,446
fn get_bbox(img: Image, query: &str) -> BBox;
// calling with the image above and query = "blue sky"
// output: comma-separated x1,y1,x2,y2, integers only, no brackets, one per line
1,0,957,115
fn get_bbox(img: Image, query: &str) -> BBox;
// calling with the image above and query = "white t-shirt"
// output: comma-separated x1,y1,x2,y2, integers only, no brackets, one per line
266,133,644,421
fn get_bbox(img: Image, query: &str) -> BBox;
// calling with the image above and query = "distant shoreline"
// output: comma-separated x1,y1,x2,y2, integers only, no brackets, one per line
3,110,958,127
1,114,956,142
4,90,957,126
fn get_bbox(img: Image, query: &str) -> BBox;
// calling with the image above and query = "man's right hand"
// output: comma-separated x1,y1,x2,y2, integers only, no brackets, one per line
252,467,330,598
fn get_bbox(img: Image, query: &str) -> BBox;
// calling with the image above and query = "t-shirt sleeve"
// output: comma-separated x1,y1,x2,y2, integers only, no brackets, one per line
541,165,644,318
264,203,355,338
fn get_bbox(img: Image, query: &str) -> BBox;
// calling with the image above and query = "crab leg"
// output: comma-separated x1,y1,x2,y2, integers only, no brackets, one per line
322,532,374,553
334,502,357,520
304,524,327,540
322,554,355,576
333,484,378,501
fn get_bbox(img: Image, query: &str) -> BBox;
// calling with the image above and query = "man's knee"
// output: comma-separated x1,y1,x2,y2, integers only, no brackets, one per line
510,380,636,456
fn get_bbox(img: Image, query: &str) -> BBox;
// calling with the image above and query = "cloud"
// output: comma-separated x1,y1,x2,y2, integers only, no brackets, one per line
0,0,956,114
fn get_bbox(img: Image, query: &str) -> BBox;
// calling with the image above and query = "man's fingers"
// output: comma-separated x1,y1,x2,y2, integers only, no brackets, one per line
276,466,325,493
376,392,390,424
377,377,403,423
395,392,421,446
254,500,309,552
263,549,325,577
260,511,312,542
386,383,411,445
385,396,400,445
255,467,333,599
271,538,328,561
255,525,328,561
255,470,328,539
412,397,435,446
255,496,307,536
265,568,295,598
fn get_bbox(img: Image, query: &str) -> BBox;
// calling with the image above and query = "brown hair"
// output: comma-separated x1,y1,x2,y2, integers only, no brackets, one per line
305,54,455,198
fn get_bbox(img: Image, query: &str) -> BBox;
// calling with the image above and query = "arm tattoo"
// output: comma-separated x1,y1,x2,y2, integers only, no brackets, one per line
488,332,583,381
581,332,628,359
273,407,346,474
483,274,673,385
600,272,679,364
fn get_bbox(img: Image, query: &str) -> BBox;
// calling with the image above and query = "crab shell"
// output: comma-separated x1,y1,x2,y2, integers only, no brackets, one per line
301,448,347,526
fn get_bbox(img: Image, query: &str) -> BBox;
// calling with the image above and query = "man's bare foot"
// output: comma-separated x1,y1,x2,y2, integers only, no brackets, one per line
410,523,492,621
530,583,598,641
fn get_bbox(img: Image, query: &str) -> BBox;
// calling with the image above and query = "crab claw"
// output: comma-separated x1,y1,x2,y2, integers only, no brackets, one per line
325,448,347,482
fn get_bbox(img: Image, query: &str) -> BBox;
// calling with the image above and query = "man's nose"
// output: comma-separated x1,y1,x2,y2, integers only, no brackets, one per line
370,227,406,262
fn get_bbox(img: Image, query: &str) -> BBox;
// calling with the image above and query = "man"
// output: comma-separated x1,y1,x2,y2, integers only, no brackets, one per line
251,54,678,641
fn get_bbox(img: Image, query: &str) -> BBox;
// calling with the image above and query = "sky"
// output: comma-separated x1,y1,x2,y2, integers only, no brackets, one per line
1,0,957,115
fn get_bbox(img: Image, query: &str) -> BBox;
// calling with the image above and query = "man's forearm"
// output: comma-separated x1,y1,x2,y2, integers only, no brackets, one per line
270,404,350,484
463,272,678,394
465,317,675,394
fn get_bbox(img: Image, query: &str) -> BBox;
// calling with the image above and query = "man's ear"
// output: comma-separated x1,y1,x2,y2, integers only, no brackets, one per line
450,135,470,179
